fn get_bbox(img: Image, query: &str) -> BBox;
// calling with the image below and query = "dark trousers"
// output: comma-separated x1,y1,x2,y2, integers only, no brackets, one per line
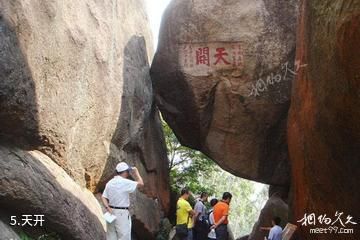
215,224,228,240
175,228,193,240
194,220,209,240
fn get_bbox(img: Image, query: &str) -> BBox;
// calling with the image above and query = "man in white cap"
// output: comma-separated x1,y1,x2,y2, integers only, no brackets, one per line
101,162,144,240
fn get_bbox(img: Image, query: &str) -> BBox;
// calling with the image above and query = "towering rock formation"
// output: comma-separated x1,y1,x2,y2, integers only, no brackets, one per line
152,0,360,239
151,0,299,185
288,0,360,239
0,0,169,239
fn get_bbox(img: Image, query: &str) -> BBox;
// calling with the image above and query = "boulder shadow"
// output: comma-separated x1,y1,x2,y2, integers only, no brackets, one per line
96,35,170,239
0,14,106,239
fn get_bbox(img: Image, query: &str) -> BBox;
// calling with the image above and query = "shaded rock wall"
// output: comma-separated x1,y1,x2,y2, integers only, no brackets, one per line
151,0,299,186
0,0,169,238
0,147,105,239
0,215,20,240
287,0,360,239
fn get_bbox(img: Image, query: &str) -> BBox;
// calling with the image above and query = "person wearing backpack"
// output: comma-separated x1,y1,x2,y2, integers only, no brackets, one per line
193,192,209,240
207,198,218,240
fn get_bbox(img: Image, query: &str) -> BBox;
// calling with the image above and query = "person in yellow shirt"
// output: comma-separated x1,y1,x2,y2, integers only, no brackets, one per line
176,188,195,240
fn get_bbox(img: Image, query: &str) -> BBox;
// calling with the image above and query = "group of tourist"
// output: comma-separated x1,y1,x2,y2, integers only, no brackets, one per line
100,162,283,240
175,188,232,240
175,188,283,240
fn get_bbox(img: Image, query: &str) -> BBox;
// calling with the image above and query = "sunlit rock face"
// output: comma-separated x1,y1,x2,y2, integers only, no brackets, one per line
151,0,299,186
0,0,169,238
288,0,360,239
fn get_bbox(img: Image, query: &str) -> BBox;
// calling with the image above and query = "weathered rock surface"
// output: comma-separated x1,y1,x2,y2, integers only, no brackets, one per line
0,217,20,240
268,185,289,202
0,147,106,239
0,0,169,238
151,0,299,185
247,194,288,240
287,0,360,239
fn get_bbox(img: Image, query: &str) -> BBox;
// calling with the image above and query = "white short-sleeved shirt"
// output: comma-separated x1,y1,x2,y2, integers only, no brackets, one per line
208,210,215,225
268,225,282,240
102,176,138,207
208,210,216,239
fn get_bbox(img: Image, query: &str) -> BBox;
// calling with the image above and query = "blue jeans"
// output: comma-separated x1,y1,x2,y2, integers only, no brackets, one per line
187,228,193,240
177,228,193,240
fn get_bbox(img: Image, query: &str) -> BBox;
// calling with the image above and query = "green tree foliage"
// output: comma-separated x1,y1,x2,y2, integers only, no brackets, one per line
198,168,268,237
18,231,61,240
163,120,216,195
162,119,268,237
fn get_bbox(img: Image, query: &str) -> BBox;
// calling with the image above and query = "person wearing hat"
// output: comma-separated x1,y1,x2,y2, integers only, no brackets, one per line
101,162,144,240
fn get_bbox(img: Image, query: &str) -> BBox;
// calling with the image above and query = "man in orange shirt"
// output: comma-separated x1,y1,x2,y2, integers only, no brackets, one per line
212,192,232,240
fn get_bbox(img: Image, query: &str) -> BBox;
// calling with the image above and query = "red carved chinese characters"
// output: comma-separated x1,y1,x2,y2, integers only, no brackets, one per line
214,47,231,65
231,44,244,67
196,47,210,66
183,44,194,68
181,43,244,73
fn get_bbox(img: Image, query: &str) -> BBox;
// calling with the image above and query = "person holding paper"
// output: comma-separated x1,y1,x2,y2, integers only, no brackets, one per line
102,162,144,240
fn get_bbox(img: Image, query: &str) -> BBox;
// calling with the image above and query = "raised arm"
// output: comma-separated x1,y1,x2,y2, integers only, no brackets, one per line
130,167,144,187
260,227,272,231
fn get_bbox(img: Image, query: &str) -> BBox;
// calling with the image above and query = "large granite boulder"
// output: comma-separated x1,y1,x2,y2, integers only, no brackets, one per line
0,0,169,238
0,147,106,239
151,0,299,185
288,0,360,239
